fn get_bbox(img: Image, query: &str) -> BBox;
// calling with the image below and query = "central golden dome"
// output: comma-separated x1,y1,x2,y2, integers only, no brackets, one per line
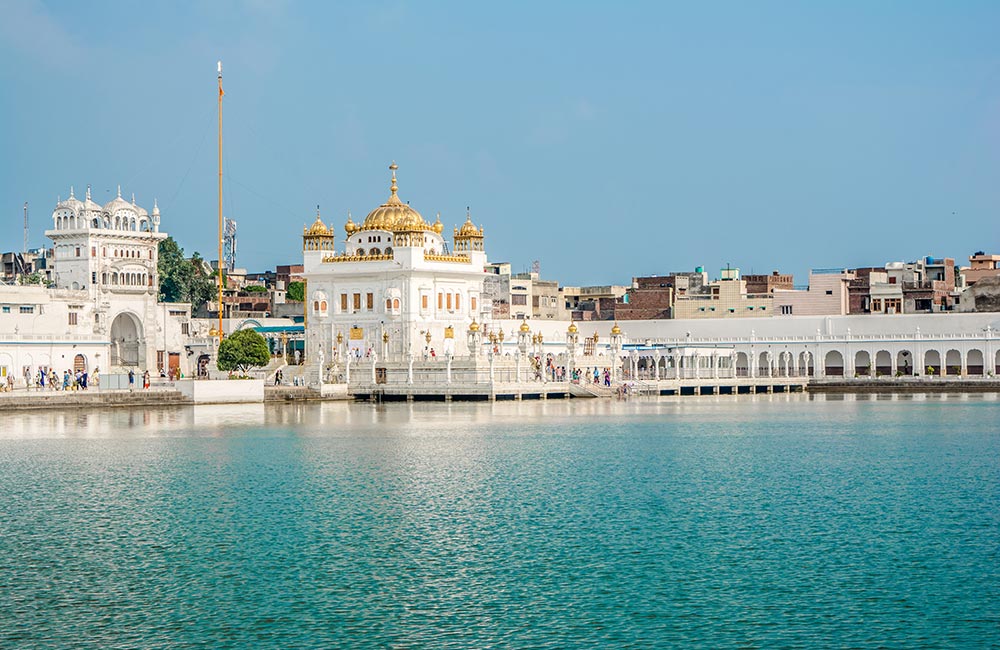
359,162,432,233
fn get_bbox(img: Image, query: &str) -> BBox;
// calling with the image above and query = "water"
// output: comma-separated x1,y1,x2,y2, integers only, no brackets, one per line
1,395,998,649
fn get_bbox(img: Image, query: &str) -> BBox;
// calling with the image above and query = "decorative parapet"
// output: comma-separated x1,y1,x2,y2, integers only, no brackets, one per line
322,253,394,263
424,252,471,264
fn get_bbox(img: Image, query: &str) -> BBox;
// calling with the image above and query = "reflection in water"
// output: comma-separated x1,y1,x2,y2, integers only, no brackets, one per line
0,394,998,647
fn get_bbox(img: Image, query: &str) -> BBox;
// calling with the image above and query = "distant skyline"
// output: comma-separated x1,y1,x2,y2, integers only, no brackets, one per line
1,1,998,286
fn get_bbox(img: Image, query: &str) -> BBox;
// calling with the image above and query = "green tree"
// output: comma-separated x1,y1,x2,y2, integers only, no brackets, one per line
244,285,268,293
158,237,193,303
188,252,217,312
286,281,305,302
217,329,271,375
158,238,218,313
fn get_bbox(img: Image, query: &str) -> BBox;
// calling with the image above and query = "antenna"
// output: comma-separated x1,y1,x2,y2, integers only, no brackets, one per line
531,259,540,276
23,202,28,254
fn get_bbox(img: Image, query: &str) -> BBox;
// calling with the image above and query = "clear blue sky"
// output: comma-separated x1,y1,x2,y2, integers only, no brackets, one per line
1,1,998,286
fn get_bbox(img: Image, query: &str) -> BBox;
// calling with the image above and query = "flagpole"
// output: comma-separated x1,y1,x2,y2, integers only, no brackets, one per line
217,61,224,343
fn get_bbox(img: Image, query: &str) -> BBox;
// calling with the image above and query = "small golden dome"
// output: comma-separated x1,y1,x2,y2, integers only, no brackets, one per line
344,212,358,235
568,322,578,334
611,323,621,335
361,162,431,233
468,319,480,333
433,213,444,234
519,320,531,333
455,209,483,238
305,208,330,236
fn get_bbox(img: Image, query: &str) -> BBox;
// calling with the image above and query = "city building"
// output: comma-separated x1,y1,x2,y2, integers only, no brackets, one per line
301,163,488,362
743,271,794,295
962,252,1000,286
672,268,774,319
772,269,853,316
0,186,192,383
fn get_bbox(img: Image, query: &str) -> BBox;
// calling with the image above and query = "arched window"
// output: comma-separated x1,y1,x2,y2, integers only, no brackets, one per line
393,298,400,310
320,300,327,312
356,248,365,257
386,298,392,310
370,247,381,256
314,300,320,312
384,247,393,256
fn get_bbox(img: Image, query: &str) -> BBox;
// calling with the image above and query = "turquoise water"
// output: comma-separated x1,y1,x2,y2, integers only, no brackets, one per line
1,395,998,649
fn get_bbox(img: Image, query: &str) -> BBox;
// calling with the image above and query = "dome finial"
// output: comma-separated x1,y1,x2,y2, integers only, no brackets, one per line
86,185,91,200
389,161,398,197
131,192,136,205
69,185,75,199
117,184,122,198
317,204,321,217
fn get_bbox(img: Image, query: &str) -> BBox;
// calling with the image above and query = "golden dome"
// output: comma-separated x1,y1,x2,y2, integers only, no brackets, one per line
611,323,621,335
468,319,480,333
519,320,531,333
567,322,578,334
344,212,358,236
361,162,431,233
454,209,484,238
433,213,444,234
305,208,330,236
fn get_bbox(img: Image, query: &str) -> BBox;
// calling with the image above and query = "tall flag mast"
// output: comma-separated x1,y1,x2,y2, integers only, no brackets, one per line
217,60,224,342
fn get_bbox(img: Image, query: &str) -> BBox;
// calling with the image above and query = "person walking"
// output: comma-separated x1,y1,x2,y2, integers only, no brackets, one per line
128,369,135,391
143,370,150,389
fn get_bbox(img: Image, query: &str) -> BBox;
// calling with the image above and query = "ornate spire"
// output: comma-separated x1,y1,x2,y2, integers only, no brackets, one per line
86,185,92,200
69,186,75,199
152,198,159,216
131,192,137,205
117,184,122,198
389,161,399,200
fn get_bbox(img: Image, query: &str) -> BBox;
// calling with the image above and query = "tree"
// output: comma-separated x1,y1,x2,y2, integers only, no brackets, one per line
158,237,193,303
158,238,217,313
217,329,271,375
286,281,305,302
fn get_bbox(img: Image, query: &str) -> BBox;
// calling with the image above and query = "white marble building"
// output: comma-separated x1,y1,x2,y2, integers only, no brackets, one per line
0,186,192,384
302,163,488,365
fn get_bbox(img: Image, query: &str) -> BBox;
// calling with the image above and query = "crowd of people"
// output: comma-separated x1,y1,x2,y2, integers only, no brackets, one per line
4,367,100,392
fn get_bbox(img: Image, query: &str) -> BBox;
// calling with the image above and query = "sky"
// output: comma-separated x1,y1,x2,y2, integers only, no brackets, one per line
1,0,998,287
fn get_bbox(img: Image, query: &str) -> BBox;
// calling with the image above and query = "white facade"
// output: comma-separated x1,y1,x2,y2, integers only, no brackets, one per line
302,164,488,364
0,186,191,384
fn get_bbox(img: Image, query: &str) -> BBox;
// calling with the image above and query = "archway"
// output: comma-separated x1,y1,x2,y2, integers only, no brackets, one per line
799,351,814,377
967,349,984,376
758,351,771,377
197,354,211,378
824,350,844,376
945,349,962,376
735,352,750,377
874,350,892,377
896,350,913,376
73,354,87,373
924,350,941,376
854,350,871,376
110,312,144,368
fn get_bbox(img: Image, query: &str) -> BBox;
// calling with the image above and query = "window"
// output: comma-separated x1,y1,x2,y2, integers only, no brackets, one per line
438,293,443,310
781,305,793,315
386,298,392,310
446,294,453,310
1,306,8,313
471,297,477,312
366,293,374,310
341,294,348,311
747,306,754,311
393,298,400,310
353,293,361,311
19,306,33,314
91,246,96,257
68,312,78,325
512,294,527,306
75,247,80,257
181,322,190,335
421,294,428,310
825,290,833,295
92,272,97,283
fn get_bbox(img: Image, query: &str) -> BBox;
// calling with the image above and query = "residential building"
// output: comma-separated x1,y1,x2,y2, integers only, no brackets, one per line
772,269,853,316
